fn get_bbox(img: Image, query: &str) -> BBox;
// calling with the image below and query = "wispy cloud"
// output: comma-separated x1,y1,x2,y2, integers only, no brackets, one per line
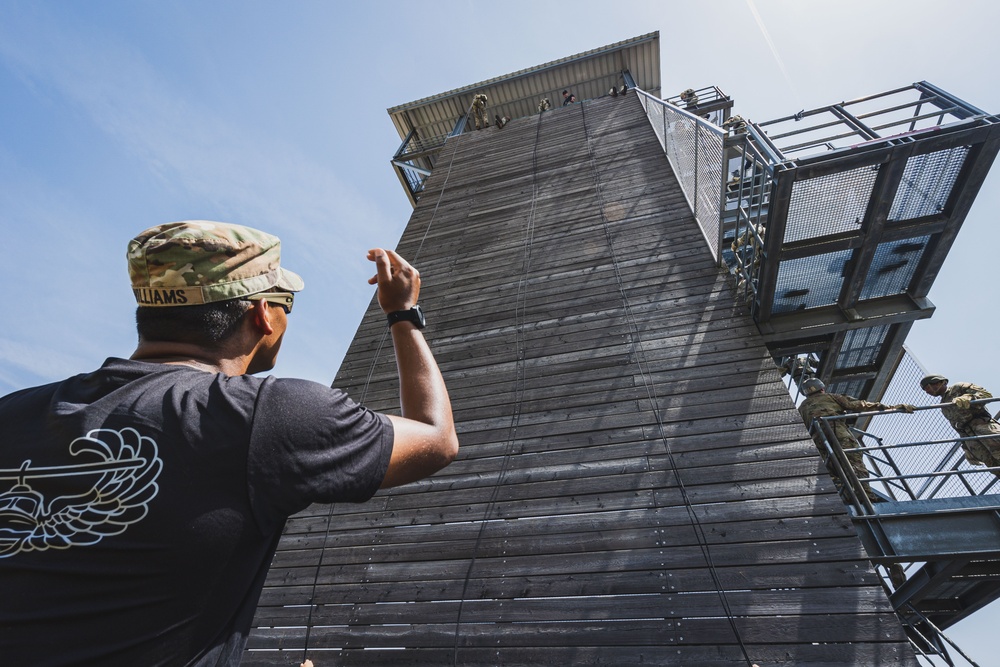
5,5,408,254
745,0,800,106
0,6,402,384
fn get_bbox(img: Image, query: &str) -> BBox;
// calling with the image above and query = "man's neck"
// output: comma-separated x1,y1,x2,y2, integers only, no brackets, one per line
131,342,249,376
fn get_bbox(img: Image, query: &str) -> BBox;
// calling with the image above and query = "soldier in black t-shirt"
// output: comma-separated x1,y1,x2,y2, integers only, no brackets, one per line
0,221,458,666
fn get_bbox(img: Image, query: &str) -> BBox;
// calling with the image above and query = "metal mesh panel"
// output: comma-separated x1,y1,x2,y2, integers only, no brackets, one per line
664,112,699,206
402,166,423,192
830,379,866,398
784,165,879,243
645,99,666,151
837,325,890,370
889,146,970,221
636,90,726,262
860,236,930,300
873,348,995,497
695,124,724,253
772,249,851,314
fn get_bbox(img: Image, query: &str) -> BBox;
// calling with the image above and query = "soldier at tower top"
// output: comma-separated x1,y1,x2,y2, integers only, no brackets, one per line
921,374,1000,475
0,220,459,664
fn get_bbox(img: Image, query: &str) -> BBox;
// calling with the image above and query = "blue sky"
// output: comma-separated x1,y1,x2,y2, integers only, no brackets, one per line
2,0,998,660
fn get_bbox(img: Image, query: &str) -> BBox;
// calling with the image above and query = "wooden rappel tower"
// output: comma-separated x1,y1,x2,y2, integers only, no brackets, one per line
247,33,1000,666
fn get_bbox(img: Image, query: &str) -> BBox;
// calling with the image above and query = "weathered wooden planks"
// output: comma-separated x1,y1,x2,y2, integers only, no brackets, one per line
246,94,916,665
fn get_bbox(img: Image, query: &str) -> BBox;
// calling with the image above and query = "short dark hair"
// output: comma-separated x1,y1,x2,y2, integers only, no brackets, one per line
136,299,252,348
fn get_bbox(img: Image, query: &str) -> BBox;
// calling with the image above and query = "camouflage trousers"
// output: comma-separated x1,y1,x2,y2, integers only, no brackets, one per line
811,422,880,503
960,419,1000,476
472,104,488,130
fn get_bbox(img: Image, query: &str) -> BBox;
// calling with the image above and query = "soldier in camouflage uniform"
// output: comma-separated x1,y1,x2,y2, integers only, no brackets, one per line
731,223,765,300
723,114,747,134
471,93,489,130
921,374,1000,475
537,98,551,113
798,378,914,502
679,88,699,108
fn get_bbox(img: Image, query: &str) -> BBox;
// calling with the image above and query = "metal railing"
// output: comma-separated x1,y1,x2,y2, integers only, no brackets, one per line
720,128,777,319
634,88,726,263
809,396,1000,667
757,81,995,159
808,397,1000,516
634,88,783,322
661,85,731,126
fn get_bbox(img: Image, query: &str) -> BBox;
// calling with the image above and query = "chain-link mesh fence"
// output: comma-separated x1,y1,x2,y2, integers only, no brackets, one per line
635,88,725,262
814,348,1000,505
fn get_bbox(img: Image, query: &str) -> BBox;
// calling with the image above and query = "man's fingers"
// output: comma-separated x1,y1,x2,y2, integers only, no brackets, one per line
368,248,393,285
381,249,415,281
367,248,420,309
371,249,419,285
384,250,420,287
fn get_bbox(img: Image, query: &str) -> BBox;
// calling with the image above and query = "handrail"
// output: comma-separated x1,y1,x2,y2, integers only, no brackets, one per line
808,397,1000,515
633,87,727,264
632,87,785,321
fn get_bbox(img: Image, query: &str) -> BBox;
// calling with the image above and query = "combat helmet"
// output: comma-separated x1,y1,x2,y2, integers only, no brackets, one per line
920,374,948,389
800,378,825,395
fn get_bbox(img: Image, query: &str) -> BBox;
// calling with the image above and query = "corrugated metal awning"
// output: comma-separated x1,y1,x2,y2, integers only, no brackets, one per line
388,32,660,147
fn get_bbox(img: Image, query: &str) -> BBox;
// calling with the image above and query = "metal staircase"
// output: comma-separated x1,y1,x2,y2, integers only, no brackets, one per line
809,397,1000,665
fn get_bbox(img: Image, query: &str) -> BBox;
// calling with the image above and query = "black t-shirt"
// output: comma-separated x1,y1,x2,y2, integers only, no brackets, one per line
0,358,393,666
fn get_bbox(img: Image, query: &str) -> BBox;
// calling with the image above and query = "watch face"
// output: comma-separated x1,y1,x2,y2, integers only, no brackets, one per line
412,305,426,328
388,305,425,329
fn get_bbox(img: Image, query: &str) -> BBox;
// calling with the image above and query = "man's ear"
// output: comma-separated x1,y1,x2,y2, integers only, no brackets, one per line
248,299,275,336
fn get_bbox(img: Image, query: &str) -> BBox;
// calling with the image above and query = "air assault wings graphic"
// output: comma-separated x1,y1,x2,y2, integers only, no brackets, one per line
0,427,163,557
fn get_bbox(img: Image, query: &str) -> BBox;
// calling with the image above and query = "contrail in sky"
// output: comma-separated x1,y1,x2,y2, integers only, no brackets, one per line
745,0,801,106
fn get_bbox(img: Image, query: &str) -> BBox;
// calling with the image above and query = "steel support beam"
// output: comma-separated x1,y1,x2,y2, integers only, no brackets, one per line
853,496,1000,561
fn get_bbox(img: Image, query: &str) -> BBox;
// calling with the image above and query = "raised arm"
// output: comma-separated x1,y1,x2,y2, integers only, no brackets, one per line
367,248,458,488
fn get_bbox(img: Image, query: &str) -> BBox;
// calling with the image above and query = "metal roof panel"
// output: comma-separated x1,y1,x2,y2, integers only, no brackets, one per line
387,32,660,142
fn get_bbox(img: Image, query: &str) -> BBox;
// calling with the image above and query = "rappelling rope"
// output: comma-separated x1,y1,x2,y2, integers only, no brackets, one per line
299,100,479,663
579,98,755,667
450,106,546,665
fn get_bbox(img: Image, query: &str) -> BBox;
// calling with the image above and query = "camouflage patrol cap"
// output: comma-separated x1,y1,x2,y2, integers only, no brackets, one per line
128,221,304,307
920,374,948,389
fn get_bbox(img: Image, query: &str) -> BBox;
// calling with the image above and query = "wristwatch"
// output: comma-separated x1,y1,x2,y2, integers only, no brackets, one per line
387,304,426,330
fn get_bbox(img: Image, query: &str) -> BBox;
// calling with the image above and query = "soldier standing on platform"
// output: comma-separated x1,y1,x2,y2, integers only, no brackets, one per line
920,374,1000,475
798,378,914,502
679,88,699,108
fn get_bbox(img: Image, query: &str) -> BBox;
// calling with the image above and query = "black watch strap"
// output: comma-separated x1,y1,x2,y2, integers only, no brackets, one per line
387,304,425,330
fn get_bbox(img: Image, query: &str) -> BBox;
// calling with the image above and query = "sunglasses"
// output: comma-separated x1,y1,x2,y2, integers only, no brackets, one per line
248,292,295,314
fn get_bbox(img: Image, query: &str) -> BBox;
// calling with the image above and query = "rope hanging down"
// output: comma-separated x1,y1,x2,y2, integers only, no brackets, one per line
299,96,753,666
450,106,547,666
299,100,479,663
578,99,756,667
